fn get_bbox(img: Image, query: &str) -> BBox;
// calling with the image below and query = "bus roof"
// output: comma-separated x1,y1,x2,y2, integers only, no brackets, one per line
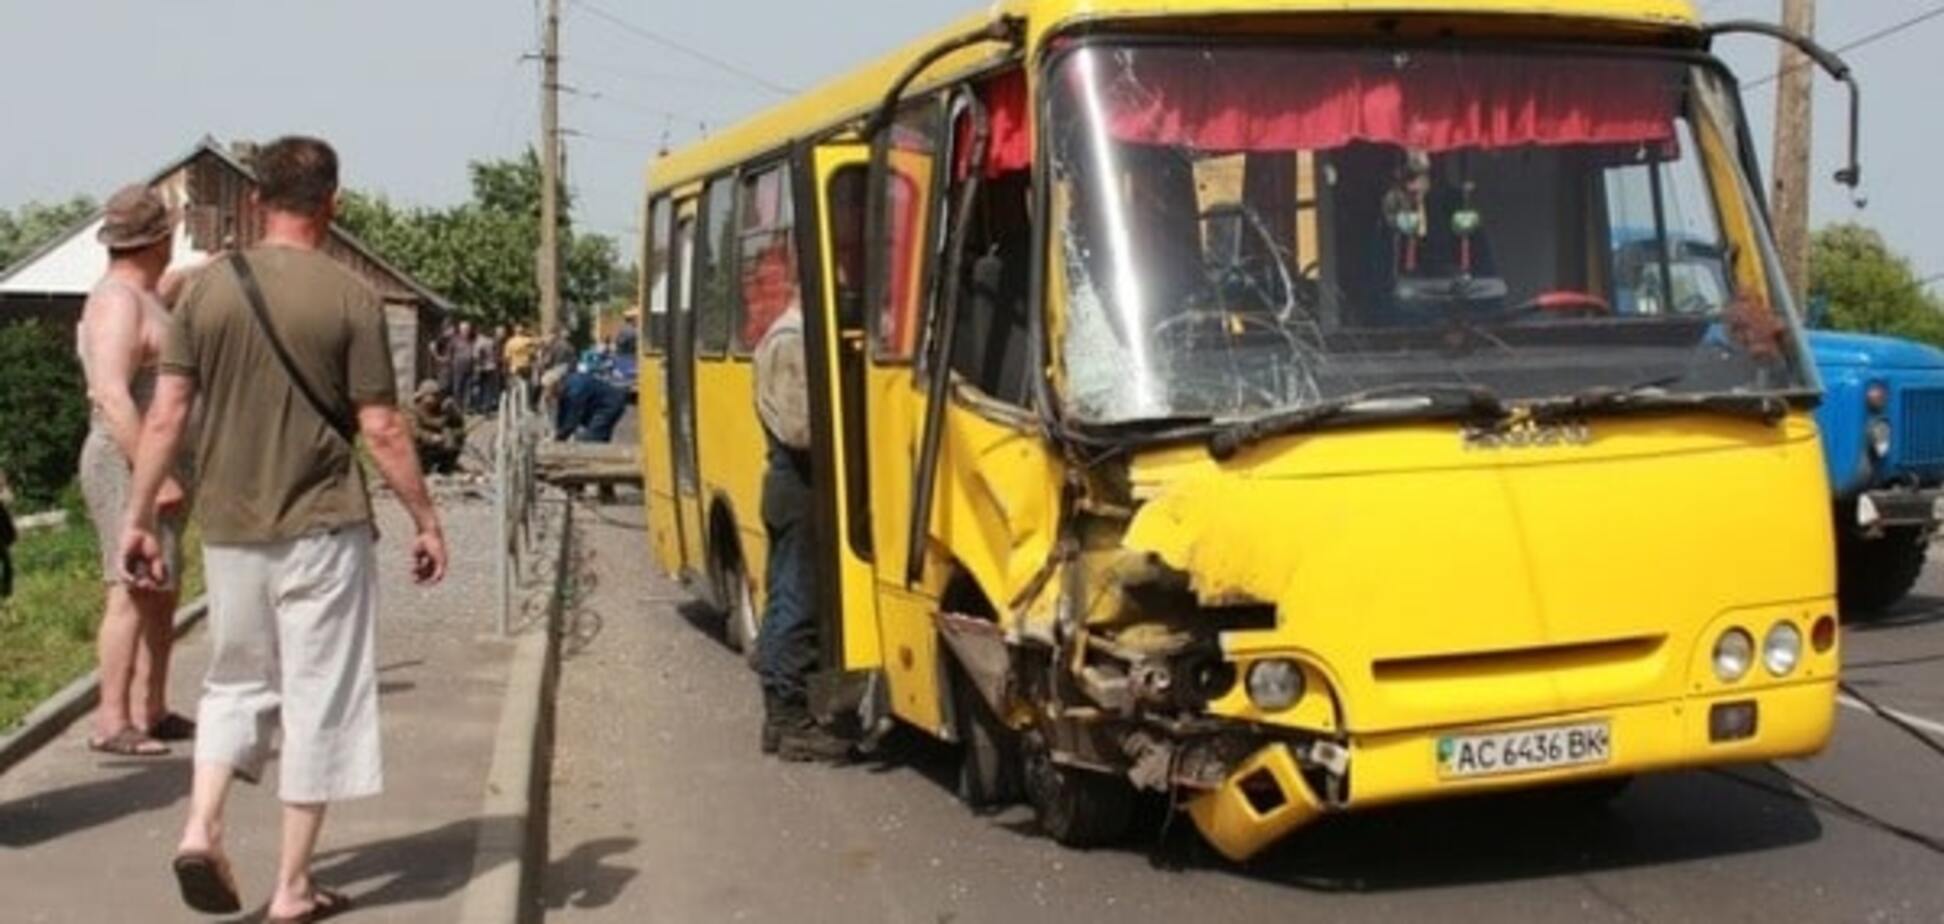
645,0,1700,192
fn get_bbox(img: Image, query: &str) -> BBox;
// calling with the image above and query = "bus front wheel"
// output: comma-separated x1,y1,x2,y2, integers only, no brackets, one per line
1022,733,1135,848
950,661,1022,810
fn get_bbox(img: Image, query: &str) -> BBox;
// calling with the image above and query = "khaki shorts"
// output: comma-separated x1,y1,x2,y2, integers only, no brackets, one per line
78,427,192,590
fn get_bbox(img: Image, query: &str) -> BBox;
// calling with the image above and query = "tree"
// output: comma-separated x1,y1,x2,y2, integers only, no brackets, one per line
0,321,89,510
1810,223,1944,347
336,149,624,330
0,197,98,272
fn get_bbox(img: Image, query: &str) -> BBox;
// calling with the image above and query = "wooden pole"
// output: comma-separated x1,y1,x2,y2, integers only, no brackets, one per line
538,0,563,337
1772,0,1816,301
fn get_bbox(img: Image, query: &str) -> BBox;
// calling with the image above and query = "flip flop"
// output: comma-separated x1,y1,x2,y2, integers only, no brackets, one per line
145,712,197,742
87,728,170,757
171,851,243,914
267,886,353,924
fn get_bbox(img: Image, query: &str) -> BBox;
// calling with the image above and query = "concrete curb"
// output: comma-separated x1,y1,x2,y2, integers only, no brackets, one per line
0,597,209,778
459,500,571,924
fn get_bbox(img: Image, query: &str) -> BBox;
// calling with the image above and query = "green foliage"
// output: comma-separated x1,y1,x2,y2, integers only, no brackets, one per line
0,321,90,510
337,149,631,330
0,517,205,730
1810,223,1944,346
0,196,98,272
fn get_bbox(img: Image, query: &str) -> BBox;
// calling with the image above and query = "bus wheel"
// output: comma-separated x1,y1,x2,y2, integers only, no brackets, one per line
1838,526,1928,618
1022,733,1134,848
951,661,1021,809
723,559,761,669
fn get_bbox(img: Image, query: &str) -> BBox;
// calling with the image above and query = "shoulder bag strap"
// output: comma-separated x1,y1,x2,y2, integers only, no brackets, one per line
228,253,358,445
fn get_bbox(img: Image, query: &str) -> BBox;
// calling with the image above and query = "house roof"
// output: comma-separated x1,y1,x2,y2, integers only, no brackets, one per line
0,137,455,314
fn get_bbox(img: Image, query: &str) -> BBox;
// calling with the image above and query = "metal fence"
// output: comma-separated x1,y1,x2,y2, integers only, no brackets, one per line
495,378,542,635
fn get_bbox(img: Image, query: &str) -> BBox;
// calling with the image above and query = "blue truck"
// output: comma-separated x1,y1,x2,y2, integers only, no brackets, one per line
1806,329,1944,613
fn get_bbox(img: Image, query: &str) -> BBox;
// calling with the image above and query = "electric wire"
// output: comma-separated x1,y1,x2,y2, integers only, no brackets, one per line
1743,3,1944,88
1839,679,1944,762
565,0,795,97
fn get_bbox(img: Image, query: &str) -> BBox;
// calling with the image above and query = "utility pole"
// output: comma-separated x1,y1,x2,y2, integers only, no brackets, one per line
538,0,562,337
1772,0,1816,301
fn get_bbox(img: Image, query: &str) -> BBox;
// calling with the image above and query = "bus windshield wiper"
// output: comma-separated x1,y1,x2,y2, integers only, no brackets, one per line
1528,380,1791,425
1208,383,1508,461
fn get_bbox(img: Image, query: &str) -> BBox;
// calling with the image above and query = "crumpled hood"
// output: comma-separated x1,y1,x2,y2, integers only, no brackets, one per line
1123,415,1832,732
1808,330,1944,370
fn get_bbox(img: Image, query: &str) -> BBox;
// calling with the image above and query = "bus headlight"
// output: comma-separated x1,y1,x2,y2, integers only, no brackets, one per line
1246,659,1305,712
1764,622,1803,677
1868,418,1893,458
1713,629,1755,683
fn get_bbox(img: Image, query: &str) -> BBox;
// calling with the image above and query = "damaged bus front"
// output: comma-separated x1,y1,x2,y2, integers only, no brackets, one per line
878,5,1860,863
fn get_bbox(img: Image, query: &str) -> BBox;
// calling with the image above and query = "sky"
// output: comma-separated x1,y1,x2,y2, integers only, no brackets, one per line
1,1,1938,290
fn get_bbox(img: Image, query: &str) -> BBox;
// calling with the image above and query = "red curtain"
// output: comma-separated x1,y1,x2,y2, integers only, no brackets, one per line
954,70,1034,180
1094,53,1677,153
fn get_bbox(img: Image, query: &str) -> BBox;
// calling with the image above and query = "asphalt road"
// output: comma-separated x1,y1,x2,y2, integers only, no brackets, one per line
545,506,1944,923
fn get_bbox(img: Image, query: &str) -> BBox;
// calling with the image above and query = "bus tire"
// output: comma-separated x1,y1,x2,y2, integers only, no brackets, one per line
1838,526,1928,618
1023,733,1134,848
723,557,761,668
951,660,1022,810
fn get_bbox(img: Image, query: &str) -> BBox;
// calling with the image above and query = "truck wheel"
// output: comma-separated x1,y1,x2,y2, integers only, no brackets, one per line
951,661,1022,810
1022,734,1135,848
1838,526,1929,618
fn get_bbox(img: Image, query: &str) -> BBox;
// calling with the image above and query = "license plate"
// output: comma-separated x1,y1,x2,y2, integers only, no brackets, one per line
1437,721,1612,780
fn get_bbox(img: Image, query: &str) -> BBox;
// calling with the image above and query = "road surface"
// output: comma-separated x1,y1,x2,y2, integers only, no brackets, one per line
546,503,1944,923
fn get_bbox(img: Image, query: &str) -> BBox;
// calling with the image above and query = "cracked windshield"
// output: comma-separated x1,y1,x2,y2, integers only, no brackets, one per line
1050,45,1814,424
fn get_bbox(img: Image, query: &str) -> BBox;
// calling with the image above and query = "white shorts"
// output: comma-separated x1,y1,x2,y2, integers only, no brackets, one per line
196,525,383,803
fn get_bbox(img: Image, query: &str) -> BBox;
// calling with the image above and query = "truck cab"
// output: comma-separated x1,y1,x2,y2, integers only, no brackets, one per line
1807,329,1944,613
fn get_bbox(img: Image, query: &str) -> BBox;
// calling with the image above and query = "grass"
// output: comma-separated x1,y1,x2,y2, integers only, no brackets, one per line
0,493,204,732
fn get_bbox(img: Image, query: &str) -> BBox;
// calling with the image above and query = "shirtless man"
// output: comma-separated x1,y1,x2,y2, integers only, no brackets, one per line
78,184,195,756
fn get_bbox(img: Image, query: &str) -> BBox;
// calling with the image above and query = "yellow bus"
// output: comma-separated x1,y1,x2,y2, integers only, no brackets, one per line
636,0,1862,860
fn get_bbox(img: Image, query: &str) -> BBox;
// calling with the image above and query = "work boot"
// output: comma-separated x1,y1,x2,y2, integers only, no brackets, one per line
776,719,855,764
760,693,792,755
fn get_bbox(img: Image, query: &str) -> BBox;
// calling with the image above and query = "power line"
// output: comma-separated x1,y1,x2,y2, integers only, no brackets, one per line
568,55,780,97
1745,3,1944,88
566,0,794,97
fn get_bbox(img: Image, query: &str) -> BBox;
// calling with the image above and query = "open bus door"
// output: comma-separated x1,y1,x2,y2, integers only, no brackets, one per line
666,197,709,583
798,142,886,690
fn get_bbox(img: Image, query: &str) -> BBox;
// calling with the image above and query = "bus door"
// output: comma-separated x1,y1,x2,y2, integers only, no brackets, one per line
802,141,884,676
860,105,951,736
666,197,708,581
638,197,681,575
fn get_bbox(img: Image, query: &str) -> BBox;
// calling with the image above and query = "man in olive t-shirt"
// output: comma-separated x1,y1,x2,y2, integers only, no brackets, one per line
120,136,446,922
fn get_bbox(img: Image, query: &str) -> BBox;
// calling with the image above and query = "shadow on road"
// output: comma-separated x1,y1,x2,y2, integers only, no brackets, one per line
1849,594,1944,634
543,836,641,911
0,757,190,847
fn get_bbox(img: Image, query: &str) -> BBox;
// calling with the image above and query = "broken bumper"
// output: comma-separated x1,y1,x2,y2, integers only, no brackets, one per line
1186,678,1836,861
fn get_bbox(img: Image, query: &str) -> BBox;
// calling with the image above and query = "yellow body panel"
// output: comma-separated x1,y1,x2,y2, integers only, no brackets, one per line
637,353,682,576
1126,413,1835,733
693,360,769,596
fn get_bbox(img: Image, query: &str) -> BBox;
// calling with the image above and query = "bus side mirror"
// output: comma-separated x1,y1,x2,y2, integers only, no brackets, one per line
1705,20,1864,201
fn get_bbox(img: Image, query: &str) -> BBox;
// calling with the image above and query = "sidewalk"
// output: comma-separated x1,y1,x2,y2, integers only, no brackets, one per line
0,494,528,923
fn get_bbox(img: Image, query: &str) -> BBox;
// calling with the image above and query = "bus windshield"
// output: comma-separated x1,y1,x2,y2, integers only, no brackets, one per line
1047,44,1812,426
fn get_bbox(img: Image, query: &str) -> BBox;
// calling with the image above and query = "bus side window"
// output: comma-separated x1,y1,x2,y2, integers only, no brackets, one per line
872,104,941,363
827,166,870,327
645,196,672,354
695,176,738,357
732,163,801,352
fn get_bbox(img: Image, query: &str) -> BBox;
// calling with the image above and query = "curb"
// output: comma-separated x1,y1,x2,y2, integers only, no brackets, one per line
459,499,571,924
0,597,209,778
